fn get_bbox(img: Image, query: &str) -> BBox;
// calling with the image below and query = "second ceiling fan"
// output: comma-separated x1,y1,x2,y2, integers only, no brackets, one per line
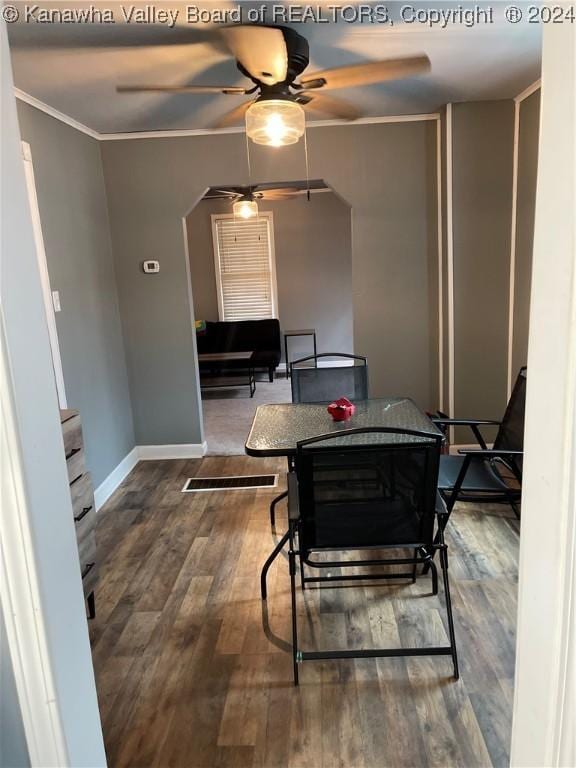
117,24,430,146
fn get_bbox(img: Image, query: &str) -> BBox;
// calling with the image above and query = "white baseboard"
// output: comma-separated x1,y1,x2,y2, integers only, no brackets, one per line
94,446,139,511
93,442,207,510
137,442,208,460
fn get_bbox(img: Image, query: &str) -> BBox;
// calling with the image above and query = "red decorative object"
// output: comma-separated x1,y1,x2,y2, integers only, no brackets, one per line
327,397,356,421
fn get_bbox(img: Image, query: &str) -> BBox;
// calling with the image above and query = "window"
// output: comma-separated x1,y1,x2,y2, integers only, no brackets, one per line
211,212,278,321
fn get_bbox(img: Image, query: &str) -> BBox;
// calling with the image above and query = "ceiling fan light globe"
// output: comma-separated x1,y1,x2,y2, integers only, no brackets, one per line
245,100,305,147
233,199,259,219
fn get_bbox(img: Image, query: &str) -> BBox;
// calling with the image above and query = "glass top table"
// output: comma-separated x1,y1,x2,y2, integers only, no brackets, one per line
245,397,443,457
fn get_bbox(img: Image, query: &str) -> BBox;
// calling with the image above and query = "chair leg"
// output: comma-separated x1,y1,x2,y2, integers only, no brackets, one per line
439,545,459,679
270,490,288,528
299,549,306,591
87,591,95,620
412,548,418,583
260,531,290,600
288,527,299,686
510,499,521,519
428,557,439,595
423,511,450,575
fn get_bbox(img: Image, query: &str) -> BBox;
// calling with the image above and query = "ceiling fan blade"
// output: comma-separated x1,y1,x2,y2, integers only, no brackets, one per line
117,85,248,94
261,186,301,195
302,93,360,121
261,190,302,200
220,25,287,86
211,99,255,129
299,56,431,91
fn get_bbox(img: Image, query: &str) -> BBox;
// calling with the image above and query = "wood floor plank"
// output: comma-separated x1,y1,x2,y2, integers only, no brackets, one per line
90,457,519,767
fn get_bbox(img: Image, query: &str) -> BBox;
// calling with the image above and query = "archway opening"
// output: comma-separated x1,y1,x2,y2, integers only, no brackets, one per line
184,179,353,454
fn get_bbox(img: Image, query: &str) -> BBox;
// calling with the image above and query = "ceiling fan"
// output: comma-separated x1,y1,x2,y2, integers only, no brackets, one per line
206,181,327,201
117,25,430,144
205,181,328,218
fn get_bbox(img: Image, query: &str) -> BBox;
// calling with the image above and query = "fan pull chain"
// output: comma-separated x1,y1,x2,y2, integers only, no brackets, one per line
304,125,311,202
244,130,260,220
245,130,253,193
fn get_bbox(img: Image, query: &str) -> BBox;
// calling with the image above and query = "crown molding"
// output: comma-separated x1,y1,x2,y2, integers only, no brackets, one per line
14,89,100,140
514,79,541,104
99,113,440,141
13,87,439,141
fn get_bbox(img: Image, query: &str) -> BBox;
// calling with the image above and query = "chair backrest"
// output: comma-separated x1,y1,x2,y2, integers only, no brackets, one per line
291,353,369,404
295,428,442,553
494,367,527,453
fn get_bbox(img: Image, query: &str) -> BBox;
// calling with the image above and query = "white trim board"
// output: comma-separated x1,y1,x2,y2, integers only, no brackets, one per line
99,113,440,141
445,103,456,438
508,80,541,399
510,23,576,765
436,116,444,412
13,88,439,141
0,315,69,766
137,442,208,460
21,142,68,409
514,79,541,104
507,99,521,399
93,443,208,510
14,88,100,140
93,447,139,511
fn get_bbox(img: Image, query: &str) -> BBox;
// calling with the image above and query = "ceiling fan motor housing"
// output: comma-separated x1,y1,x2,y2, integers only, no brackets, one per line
236,25,309,86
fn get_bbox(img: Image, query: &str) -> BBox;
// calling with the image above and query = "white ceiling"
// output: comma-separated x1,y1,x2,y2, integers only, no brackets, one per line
8,2,542,135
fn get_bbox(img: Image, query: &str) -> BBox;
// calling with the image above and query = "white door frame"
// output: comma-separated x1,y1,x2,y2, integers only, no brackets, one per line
2,21,105,765
1,317,69,766
21,140,67,408
510,21,576,768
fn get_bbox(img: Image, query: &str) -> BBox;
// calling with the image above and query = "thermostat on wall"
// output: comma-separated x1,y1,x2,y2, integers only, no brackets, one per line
142,260,160,274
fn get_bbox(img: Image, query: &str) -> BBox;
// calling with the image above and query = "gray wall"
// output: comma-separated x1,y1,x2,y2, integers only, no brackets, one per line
512,90,540,376
452,101,515,429
17,101,135,486
0,612,29,767
186,192,353,363
101,119,439,446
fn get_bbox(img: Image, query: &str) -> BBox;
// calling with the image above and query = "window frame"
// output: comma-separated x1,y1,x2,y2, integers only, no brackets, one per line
211,211,279,322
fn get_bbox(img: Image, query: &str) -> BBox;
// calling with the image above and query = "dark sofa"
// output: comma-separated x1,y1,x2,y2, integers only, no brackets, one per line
196,319,281,382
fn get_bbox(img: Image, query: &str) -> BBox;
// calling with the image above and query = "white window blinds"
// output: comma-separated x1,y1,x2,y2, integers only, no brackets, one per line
212,213,277,321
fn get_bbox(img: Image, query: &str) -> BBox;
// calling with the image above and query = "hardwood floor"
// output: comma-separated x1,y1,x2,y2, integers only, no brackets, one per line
89,456,519,768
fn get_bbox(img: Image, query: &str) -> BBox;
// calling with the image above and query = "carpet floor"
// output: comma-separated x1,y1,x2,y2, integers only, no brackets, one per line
201,375,291,455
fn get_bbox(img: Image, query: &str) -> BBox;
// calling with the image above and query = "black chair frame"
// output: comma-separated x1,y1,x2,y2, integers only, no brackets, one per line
268,352,369,529
261,427,459,685
289,351,368,373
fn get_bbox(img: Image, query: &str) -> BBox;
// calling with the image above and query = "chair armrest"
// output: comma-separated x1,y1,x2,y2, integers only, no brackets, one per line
457,449,523,457
432,418,500,450
432,418,501,427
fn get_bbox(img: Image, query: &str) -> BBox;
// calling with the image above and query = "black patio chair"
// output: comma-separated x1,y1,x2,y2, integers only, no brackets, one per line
434,367,526,519
290,352,369,404
268,353,369,528
262,427,459,685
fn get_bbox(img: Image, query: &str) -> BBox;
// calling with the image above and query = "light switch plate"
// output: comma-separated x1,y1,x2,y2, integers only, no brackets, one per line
52,290,61,312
